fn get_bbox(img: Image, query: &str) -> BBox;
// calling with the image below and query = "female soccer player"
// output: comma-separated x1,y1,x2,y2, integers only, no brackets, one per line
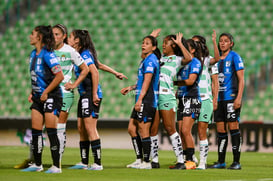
121,35,160,169
22,25,64,173
67,29,127,170
174,39,203,170
208,33,244,170
149,31,193,169
191,30,220,170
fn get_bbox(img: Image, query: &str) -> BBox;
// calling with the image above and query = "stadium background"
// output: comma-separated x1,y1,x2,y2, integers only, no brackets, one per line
0,0,272,152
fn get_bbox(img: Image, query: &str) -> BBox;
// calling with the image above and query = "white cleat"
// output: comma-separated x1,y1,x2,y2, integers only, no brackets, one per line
196,163,206,170
45,165,62,173
88,163,103,171
126,160,142,168
138,161,152,169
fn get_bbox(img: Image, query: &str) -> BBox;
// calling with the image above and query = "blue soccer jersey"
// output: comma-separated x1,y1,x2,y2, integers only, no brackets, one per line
74,49,103,98
135,53,160,108
217,50,244,101
29,47,62,98
177,57,202,98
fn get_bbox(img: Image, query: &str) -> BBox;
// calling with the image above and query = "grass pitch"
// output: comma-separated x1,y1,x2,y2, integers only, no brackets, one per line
0,146,272,181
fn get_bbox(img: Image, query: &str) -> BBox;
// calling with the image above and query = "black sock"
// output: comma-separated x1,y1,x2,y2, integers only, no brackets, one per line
186,148,194,161
186,148,195,161
142,137,151,162
91,139,101,165
47,128,60,168
80,141,90,165
217,132,228,163
183,149,187,158
31,128,43,166
230,129,242,163
132,135,143,159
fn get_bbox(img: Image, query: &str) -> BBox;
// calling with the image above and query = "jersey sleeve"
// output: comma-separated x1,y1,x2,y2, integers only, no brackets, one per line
210,63,219,75
71,49,84,67
233,53,244,71
81,51,95,66
190,59,202,75
143,58,156,74
44,51,62,74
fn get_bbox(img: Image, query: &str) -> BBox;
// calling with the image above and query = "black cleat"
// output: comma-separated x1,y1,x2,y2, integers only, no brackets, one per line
169,162,186,170
151,162,160,168
207,162,226,169
227,162,241,170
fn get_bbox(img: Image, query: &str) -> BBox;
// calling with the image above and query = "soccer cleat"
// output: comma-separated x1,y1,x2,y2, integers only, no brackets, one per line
228,162,241,170
88,163,103,171
68,162,88,170
21,163,43,172
151,162,160,169
185,161,196,170
45,165,62,173
14,159,33,169
169,162,186,170
208,162,226,169
126,160,142,168
138,161,152,169
196,163,206,170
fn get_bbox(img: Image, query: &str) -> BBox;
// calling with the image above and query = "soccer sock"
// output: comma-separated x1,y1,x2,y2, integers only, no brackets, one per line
31,129,43,166
57,123,66,155
91,139,101,165
199,139,209,164
170,132,184,163
150,135,159,163
47,128,60,168
230,129,242,163
142,137,151,163
80,141,90,165
131,135,143,160
217,132,228,163
186,148,195,161
29,140,34,161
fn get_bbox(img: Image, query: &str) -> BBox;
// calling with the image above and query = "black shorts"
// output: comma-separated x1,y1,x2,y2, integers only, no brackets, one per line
214,100,241,122
77,94,102,118
30,95,62,116
177,97,201,121
130,103,156,123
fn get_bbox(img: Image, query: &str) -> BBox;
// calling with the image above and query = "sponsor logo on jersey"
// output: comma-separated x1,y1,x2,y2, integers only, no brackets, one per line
50,58,58,64
238,62,244,68
146,66,154,72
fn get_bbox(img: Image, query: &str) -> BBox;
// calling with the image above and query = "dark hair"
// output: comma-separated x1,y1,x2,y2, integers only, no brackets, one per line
219,32,234,50
53,24,68,44
164,35,182,56
143,35,161,60
192,35,209,60
72,29,98,67
34,25,55,51
187,39,203,65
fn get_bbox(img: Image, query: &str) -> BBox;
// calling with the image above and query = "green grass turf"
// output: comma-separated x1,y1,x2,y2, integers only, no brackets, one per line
0,146,272,181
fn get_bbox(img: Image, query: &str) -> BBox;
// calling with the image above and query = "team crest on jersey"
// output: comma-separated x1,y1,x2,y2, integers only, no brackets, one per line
37,58,42,64
226,61,231,67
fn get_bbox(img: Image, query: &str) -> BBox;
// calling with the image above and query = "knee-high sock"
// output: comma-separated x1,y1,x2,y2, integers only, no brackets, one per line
47,128,60,168
170,132,184,163
91,139,102,165
150,135,159,163
131,134,143,160
57,123,66,156
80,141,90,165
217,132,228,163
199,139,209,164
31,129,43,166
142,137,151,163
230,129,242,163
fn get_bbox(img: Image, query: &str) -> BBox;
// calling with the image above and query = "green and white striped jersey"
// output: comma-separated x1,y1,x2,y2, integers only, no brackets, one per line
54,43,84,97
159,55,183,101
199,56,218,101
